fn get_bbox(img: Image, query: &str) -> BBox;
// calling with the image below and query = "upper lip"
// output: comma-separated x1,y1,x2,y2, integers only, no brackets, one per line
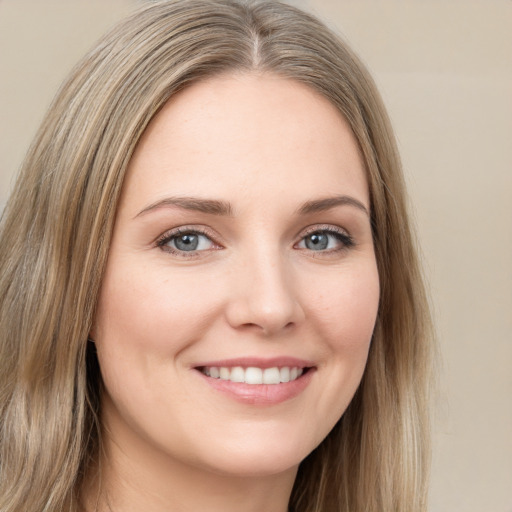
193,356,315,369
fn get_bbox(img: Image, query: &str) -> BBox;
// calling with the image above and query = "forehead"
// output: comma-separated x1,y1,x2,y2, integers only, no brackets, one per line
121,72,368,213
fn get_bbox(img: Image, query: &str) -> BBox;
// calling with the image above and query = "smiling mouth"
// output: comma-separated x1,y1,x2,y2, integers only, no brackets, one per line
197,366,310,385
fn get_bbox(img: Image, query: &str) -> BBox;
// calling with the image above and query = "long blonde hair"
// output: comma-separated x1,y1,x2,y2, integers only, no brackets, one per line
0,1,434,510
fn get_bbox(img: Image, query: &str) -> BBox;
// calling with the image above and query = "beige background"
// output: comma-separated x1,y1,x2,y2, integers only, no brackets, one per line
0,1,510,511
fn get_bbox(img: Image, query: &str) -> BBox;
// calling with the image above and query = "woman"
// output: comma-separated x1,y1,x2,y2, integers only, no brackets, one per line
0,1,434,511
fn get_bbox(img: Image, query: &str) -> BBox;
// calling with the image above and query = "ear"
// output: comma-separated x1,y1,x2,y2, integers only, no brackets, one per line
88,324,96,343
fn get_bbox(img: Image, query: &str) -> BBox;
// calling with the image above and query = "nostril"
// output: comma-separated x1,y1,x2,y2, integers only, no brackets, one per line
224,274,305,335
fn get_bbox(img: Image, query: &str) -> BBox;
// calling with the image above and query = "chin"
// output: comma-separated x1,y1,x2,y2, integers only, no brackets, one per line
188,430,319,479
201,451,302,479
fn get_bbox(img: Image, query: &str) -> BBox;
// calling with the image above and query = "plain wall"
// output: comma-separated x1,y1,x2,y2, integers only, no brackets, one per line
0,1,511,511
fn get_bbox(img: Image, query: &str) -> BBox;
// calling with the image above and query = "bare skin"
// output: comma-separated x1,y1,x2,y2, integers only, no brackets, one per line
86,72,379,511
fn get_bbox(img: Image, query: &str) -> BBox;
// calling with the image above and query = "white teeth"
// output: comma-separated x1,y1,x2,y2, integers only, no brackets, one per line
230,366,245,383
201,365,306,385
245,367,263,384
262,367,280,384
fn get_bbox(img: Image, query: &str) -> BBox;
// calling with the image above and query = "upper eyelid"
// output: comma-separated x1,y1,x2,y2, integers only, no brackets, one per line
155,225,220,247
296,224,351,239
294,224,354,250
154,223,352,248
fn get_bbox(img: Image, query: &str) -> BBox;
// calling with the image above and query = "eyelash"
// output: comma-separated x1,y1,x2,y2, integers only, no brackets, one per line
296,225,354,254
156,226,219,257
155,225,354,258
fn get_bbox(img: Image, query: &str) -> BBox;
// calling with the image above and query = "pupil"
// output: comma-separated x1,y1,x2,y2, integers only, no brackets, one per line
175,234,198,251
306,233,328,250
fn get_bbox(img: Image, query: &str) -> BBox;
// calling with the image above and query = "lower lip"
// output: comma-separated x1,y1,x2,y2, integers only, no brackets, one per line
196,369,315,405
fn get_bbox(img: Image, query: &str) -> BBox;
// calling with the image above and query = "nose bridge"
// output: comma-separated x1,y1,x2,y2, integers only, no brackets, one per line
227,239,303,334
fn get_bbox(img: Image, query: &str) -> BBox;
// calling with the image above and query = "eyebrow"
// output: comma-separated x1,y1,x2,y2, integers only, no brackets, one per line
135,196,234,218
297,195,369,216
135,194,369,219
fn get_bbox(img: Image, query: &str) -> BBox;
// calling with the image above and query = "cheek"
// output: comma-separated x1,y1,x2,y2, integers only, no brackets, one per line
94,263,220,356
306,259,379,406
92,264,220,419
308,261,380,353
287,258,379,447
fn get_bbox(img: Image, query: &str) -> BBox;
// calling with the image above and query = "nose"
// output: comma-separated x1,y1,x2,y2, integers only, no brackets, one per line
225,249,305,336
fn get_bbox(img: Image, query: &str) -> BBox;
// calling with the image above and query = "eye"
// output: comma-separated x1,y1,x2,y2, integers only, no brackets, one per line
157,228,217,255
296,228,353,252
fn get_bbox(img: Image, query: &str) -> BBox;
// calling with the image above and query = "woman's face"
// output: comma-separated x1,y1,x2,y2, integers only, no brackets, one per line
93,73,379,478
